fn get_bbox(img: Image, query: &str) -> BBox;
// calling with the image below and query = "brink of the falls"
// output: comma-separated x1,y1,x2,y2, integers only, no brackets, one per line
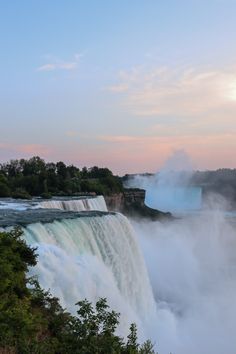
39,195,108,212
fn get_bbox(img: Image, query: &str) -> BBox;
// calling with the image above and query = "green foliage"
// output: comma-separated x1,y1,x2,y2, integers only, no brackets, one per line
0,228,156,354
139,340,156,354
0,228,38,351
11,188,32,200
0,174,11,197
0,157,123,197
127,323,139,352
60,298,123,353
0,181,11,197
40,192,52,199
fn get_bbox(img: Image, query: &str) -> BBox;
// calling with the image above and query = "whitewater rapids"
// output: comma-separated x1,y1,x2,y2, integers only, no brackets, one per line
0,195,108,212
39,195,108,212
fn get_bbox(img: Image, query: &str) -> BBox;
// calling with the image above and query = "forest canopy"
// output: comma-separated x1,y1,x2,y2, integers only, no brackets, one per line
0,157,123,198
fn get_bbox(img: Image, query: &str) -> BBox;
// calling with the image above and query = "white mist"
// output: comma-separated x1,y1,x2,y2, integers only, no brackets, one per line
132,210,236,354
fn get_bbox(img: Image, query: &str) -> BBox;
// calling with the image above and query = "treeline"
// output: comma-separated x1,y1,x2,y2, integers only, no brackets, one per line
190,169,236,204
0,156,123,199
0,228,156,354
191,168,236,186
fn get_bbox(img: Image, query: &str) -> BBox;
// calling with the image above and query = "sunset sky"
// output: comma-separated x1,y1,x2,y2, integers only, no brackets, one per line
1,0,236,174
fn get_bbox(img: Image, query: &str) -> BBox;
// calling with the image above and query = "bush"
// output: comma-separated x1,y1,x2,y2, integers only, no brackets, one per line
40,192,52,199
11,188,31,200
0,182,11,197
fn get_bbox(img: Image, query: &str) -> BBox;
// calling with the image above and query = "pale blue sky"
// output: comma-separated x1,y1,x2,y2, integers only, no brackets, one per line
1,0,236,174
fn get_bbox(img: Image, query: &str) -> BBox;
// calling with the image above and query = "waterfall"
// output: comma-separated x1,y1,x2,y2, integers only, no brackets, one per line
39,196,108,212
23,212,157,340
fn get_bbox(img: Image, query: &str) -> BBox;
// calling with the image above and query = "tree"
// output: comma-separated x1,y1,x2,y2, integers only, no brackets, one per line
0,156,123,197
22,156,46,176
0,174,10,197
56,161,67,179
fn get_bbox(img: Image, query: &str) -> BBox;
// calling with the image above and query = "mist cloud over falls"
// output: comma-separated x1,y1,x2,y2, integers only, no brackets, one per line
125,150,202,213
132,211,236,354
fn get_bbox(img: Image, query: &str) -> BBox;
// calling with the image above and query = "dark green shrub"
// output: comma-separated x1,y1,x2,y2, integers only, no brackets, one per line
11,188,31,200
0,182,11,197
40,192,52,199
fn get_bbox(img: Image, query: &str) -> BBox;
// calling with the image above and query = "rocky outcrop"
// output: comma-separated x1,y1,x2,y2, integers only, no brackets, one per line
123,189,146,205
105,188,171,220
104,193,124,212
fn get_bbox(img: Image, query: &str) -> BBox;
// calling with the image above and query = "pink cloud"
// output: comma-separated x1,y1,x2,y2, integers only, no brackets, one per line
17,144,51,155
1,133,235,175
0,143,52,162
99,135,141,143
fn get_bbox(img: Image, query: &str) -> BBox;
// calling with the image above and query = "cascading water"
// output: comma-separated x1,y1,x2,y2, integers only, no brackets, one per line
39,195,108,212
0,196,108,212
23,212,157,340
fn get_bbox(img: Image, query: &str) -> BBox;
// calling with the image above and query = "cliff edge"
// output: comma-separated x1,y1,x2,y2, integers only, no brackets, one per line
105,188,171,220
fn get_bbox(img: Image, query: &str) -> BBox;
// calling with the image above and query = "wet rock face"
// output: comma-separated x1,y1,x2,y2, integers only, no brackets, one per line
104,189,145,211
104,193,124,211
123,189,146,206
0,209,114,228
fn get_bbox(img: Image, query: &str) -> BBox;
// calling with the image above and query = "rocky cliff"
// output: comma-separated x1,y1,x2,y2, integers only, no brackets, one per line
105,188,171,220
104,193,124,212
